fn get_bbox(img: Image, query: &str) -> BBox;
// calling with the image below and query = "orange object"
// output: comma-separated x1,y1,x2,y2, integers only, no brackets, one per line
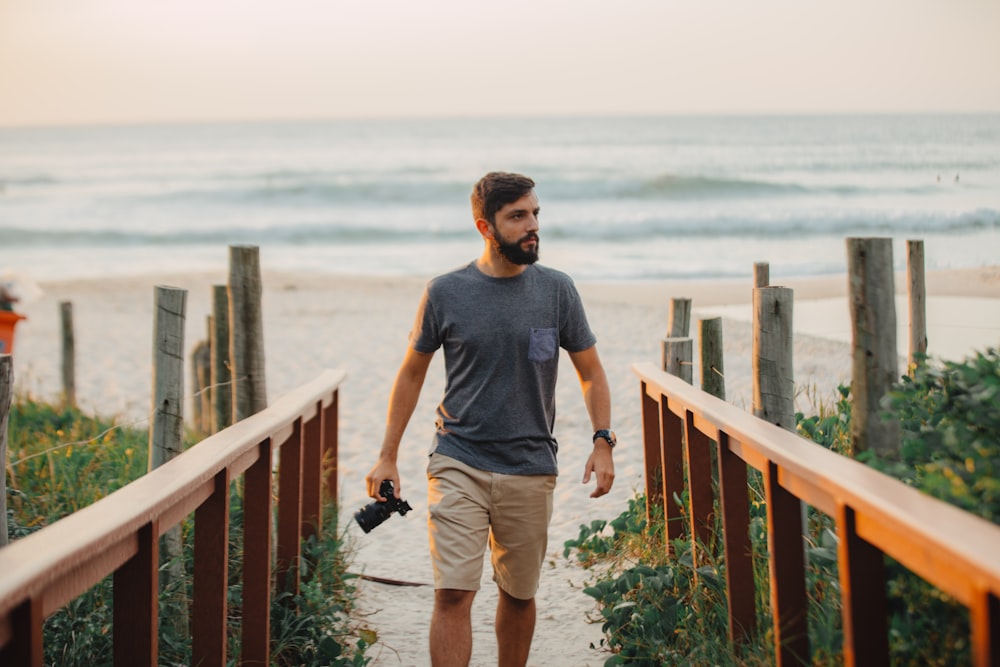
0,310,27,354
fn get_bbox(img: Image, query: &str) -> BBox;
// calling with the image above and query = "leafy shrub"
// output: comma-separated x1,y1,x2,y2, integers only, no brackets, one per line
870,348,1000,523
565,497,774,666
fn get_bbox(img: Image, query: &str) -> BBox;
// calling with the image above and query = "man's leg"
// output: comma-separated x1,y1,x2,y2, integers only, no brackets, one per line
495,587,536,667
430,588,476,667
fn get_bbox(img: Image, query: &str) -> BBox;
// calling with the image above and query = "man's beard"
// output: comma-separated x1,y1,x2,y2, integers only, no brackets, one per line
495,232,540,265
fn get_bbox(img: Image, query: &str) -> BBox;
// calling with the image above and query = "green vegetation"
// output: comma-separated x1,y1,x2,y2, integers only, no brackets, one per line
5,396,371,666
568,348,999,666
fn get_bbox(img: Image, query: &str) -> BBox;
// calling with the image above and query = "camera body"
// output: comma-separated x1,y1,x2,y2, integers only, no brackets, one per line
354,479,413,533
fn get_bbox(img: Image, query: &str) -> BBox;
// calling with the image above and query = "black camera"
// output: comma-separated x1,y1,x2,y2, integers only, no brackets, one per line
354,480,413,533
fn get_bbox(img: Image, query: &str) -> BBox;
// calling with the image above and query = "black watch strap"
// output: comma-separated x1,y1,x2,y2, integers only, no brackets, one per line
593,429,616,448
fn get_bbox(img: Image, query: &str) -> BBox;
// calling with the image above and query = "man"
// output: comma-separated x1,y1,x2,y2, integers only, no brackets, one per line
365,171,616,667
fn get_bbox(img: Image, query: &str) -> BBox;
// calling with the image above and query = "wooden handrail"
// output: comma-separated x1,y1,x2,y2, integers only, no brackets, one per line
0,368,346,666
633,361,1000,666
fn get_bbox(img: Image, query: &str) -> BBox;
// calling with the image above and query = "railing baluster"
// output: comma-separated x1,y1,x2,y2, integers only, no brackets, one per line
662,397,686,547
276,418,304,595
640,382,663,528
765,461,809,665
1,597,42,667
114,521,158,666
323,392,339,507
302,401,324,541
972,587,1000,667
242,438,274,667
836,503,888,666
717,431,756,647
193,469,231,667
685,410,715,557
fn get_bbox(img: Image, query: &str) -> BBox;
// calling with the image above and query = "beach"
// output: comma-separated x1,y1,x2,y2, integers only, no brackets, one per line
8,265,1000,666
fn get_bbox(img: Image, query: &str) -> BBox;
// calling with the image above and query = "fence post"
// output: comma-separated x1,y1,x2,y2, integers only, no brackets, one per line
229,245,267,422
699,317,725,400
847,238,901,456
201,316,213,433
150,286,187,468
1,355,11,547
191,338,211,436
907,240,928,375
211,284,232,434
661,338,693,384
60,301,76,408
149,285,188,635
752,287,795,430
667,297,692,338
754,261,770,288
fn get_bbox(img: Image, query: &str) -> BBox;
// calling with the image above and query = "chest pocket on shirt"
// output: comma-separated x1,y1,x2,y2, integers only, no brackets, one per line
528,327,559,362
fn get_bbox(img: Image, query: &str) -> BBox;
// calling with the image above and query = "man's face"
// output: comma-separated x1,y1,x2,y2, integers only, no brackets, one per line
490,192,540,265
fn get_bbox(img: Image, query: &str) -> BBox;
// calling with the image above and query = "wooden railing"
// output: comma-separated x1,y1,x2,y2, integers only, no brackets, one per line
0,369,345,667
634,362,1000,667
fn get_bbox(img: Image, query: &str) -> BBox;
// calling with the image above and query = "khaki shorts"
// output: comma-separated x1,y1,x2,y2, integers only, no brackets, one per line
426,453,555,600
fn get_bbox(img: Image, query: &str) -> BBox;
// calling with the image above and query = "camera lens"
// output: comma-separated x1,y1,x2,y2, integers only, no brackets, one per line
354,500,392,533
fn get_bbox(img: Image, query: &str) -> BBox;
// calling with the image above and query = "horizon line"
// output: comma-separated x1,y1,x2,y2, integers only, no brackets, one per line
3,109,1000,131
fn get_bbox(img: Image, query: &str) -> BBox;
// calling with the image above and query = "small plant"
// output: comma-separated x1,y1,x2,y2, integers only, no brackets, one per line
565,495,775,666
267,514,373,667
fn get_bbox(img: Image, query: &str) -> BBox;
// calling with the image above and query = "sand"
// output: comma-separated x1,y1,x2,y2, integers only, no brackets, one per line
8,265,1000,666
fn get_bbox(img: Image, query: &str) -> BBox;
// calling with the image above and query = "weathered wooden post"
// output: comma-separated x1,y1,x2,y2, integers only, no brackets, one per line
60,301,76,408
699,317,725,400
662,338,693,384
668,297,692,338
907,239,928,375
847,238,901,456
211,285,232,433
191,335,211,436
201,316,213,433
149,285,188,632
229,245,267,422
754,261,770,288
0,355,11,546
150,286,187,468
752,286,794,429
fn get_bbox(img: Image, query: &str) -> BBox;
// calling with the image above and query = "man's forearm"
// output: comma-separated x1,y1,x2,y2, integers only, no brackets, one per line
581,372,612,432
378,348,433,462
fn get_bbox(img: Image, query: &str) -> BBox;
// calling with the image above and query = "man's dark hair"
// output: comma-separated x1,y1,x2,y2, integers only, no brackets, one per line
471,172,535,224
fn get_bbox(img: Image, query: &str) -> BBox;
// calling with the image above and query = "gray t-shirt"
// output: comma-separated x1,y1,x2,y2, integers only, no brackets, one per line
411,261,597,475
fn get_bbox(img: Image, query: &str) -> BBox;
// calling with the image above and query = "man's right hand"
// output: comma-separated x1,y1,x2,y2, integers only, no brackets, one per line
365,460,401,502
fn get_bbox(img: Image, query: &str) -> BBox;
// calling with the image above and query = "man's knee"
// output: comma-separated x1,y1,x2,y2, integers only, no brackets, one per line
497,586,533,607
435,588,476,613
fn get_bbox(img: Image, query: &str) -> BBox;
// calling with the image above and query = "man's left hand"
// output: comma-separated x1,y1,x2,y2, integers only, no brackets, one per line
583,443,615,498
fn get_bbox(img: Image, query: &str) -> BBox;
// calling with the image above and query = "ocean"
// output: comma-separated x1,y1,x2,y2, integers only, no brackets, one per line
1,114,998,284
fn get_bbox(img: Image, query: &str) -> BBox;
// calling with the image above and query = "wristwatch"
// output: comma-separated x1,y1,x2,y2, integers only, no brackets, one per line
593,429,617,448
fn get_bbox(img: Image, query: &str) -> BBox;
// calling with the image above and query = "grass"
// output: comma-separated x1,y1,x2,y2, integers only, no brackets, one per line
4,395,372,666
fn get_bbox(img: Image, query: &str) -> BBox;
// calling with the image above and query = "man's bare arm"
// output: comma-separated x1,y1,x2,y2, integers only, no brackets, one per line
365,347,434,500
569,345,615,498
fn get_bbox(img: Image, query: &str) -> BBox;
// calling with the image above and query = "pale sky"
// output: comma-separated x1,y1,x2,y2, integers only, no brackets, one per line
1,0,998,127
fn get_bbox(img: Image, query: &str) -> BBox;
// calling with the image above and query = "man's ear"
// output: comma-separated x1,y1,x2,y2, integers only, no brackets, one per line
475,218,494,239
